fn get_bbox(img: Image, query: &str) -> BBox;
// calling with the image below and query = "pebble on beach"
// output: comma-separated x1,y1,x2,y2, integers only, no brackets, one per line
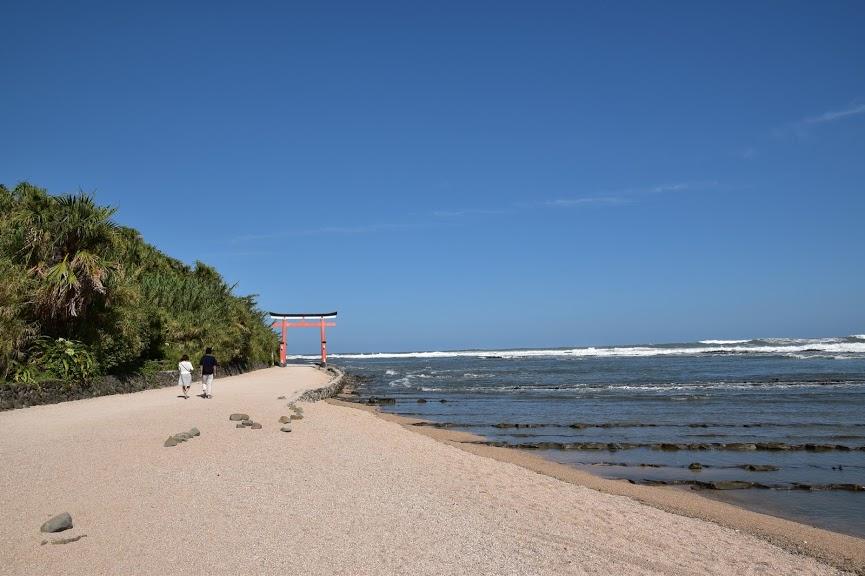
251,423,262,429
164,437,178,447
278,416,291,423
229,413,250,421
40,512,73,533
280,425,292,432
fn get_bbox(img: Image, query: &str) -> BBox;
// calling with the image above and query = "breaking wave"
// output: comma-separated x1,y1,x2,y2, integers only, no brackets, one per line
319,337,865,360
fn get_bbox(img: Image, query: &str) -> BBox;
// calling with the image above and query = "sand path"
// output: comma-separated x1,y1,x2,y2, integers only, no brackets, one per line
0,366,846,575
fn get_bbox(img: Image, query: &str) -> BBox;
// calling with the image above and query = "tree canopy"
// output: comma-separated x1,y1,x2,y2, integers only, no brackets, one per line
0,182,277,383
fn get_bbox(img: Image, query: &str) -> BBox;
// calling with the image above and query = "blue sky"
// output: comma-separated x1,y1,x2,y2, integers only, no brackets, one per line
2,1,864,352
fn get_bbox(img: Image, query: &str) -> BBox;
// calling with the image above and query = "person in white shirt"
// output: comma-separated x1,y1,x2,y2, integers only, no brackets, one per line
178,354,194,399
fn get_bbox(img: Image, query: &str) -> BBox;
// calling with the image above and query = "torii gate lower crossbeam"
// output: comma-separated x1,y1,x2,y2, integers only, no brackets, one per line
270,311,337,366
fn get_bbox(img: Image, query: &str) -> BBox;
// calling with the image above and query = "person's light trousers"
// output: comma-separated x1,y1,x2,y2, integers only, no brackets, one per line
202,374,214,396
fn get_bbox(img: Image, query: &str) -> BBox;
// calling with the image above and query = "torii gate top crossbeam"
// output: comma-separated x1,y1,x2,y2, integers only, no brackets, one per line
269,311,337,319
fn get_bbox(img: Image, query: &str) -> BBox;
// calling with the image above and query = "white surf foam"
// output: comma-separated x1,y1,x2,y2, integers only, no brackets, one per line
285,336,865,361
320,340,865,360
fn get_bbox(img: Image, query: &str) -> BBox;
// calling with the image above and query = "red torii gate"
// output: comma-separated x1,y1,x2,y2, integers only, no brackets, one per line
270,311,337,366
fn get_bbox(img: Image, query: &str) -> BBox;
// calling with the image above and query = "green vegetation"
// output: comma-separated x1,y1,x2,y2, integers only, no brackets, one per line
0,182,277,384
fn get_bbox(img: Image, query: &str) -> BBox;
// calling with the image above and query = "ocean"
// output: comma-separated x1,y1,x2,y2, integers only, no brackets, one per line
295,335,865,538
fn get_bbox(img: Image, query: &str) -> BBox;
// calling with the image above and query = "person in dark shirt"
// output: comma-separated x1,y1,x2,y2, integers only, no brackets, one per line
199,347,218,398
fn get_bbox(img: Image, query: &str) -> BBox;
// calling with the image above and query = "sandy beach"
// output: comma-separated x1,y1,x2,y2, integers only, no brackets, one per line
0,366,859,575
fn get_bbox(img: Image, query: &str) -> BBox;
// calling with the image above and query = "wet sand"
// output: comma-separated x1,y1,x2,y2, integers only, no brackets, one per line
0,366,858,575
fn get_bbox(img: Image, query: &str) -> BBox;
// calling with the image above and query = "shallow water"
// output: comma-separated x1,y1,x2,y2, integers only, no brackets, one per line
312,336,865,538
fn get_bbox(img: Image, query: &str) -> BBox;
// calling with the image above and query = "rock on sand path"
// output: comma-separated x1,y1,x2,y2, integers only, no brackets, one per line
0,366,845,575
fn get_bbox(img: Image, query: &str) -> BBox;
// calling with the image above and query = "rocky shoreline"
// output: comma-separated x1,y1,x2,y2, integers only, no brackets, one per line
296,366,346,402
407,419,865,430
465,439,865,452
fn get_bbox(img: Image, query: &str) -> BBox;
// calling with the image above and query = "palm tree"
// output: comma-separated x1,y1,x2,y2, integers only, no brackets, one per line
7,184,119,329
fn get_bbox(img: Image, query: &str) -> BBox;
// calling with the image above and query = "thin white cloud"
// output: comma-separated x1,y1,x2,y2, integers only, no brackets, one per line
803,103,865,125
232,180,718,242
548,181,718,208
432,208,512,218
546,196,631,207
647,181,718,194
232,221,447,242
650,183,689,193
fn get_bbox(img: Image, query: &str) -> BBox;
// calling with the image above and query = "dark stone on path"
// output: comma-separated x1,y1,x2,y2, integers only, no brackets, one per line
229,413,250,421
189,427,200,437
278,416,291,423
173,432,190,442
277,396,286,400
251,423,262,429
164,437,178,447
280,425,292,432
688,463,703,470
241,420,253,427
743,464,779,472
40,512,73,533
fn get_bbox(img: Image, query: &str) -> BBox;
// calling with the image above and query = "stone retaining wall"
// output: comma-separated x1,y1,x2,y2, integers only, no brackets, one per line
0,363,271,411
296,366,346,402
